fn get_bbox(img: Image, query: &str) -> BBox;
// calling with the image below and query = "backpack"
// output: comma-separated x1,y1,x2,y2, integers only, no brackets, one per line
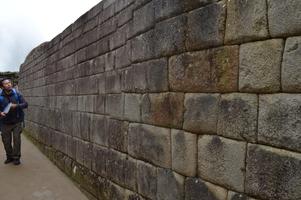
0,88,25,128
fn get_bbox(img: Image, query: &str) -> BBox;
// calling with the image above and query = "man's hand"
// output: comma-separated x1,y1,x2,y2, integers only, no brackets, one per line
10,104,18,109
0,112,6,117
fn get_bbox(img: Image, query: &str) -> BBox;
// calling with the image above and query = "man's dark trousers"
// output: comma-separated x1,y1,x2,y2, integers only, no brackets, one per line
1,122,22,159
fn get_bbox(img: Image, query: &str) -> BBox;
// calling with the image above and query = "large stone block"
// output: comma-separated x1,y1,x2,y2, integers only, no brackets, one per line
124,93,141,122
239,39,283,93
154,14,186,57
109,25,127,50
217,93,258,142
157,168,184,200
131,30,155,62
105,94,124,119
137,161,157,199
171,130,197,177
154,0,215,20
94,94,105,114
107,118,128,153
186,1,226,50
106,150,127,186
75,75,98,95
122,65,147,92
128,123,171,168
258,94,301,152
268,0,301,37
79,112,92,141
105,70,121,93
185,178,227,200
115,42,131,69
92,145,108,177
97,73,106,94
184,93,220,134
198,135,246,192
225,0,268,44
77,95,96,113
282,36,301,92
246,144,301,200
123,156,137,191
132,1,155,35
90,114,108,147
169,46,239,92
141,93,184,128
122,58,168,92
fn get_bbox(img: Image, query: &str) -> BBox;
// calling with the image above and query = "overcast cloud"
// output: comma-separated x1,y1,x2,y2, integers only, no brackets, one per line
0,0,101,72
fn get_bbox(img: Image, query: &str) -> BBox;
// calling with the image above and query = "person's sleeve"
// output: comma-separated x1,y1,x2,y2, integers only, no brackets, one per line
17,93,28,109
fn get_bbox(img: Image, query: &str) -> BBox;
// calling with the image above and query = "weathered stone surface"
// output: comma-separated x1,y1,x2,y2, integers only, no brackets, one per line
268,0,301,37
128,123,171,168
186,1,226,50
123,156,137,191
79,113,92,141
122,65,147,92
227,191,258,200
157,168,184,200
115,41,131,69
105,94,124,119
77,95,96,112
92,145,108,177
171,130,197,176
124,93,141,122
225,0,268,44
185,178,227,200
105,70,121,93
122,58,168,92
106,149,126,185
154,14,186,57
107,118,128,153
94,94,105,114
131,30,155,62
154,0,216,20
137,161,157,199
109,25,127,50
132,1,155,35
239,39,283,92
184,93,220,134
258,94,301,152
90,114,108,146
125,190,146,200
282,36,301,92
198,135,246,192
75,75,98,95
141,93,184,128
217,93,258,142
246,144,301,200
97,73,106,94
106,180,126,200
169,46,239,92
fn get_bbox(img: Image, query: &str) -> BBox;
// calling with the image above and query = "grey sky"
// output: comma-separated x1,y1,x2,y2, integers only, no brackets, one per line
0,0,101,72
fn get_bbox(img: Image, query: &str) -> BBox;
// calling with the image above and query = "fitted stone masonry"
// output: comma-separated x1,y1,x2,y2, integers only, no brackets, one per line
19,0,301,200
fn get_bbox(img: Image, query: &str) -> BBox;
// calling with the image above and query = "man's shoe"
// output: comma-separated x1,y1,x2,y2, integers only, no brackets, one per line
4,158,14,164
13,159,21,165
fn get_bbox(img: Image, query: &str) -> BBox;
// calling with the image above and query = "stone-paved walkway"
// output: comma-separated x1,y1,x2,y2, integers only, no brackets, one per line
0,134,88,200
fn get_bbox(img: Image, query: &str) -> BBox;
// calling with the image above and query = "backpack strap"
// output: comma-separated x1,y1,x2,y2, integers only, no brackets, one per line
12,88,20,104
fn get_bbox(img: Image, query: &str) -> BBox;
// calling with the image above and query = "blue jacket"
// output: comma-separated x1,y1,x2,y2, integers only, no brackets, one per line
0,89,28,124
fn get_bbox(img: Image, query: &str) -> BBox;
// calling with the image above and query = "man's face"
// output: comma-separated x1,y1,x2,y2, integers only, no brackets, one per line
2,80,12,90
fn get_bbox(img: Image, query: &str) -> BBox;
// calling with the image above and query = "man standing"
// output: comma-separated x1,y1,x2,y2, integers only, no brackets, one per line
0,78,28,165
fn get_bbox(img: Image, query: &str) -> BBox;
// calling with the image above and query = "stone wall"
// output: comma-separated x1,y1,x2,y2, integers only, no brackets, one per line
18,0,301,199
